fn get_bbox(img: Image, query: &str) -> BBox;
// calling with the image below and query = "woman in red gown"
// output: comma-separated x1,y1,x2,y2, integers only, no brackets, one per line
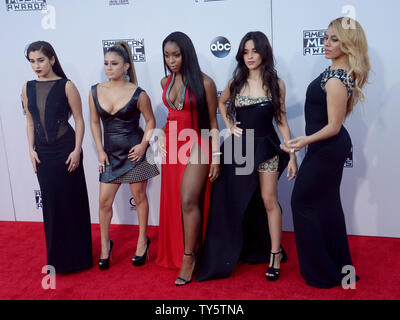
156,32,220,286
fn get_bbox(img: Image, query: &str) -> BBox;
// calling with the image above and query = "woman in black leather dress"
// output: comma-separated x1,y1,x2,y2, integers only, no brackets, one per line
197,31,297,282
22,41,93,273
89,42,159,270
283,18,370,288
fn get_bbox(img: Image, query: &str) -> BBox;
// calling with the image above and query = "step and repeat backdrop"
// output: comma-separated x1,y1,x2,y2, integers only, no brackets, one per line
0,0,398,238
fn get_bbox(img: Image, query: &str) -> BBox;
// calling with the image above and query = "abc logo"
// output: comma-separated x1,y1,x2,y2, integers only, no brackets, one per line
210,36,231,58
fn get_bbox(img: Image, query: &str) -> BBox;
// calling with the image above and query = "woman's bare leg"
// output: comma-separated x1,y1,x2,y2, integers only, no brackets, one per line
129,180,149,256
259,172,282,275
99,182,120,259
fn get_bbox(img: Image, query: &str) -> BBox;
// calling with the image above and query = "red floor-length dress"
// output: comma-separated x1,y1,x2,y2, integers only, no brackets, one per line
156,73,212,269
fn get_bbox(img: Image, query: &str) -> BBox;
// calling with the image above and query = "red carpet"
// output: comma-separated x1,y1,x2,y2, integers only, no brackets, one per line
0,221,399,300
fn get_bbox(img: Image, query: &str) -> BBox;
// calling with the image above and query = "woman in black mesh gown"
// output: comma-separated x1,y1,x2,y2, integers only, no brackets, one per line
22,41,93,274
283,18,370,288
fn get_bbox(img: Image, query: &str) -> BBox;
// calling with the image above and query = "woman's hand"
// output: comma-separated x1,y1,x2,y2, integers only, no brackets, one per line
157,130,167,158
98,150,110,174
209,156,221,183
128,143,147,162
287,136,309,152
229,122,243,137
29,149,40,174
280,136,310,154
65,149,81,173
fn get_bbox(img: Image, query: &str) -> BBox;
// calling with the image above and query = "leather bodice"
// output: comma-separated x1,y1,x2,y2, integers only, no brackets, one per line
91,84,146,183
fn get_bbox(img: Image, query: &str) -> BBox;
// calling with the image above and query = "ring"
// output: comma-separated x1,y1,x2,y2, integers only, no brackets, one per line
290,148,295,154
72,163,76,167
99,163,105,167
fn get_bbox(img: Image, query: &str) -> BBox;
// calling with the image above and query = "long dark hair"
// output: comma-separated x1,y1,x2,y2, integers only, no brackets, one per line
106,41,138,85
162,32,210,130
228,31,284,124
25,41,67,79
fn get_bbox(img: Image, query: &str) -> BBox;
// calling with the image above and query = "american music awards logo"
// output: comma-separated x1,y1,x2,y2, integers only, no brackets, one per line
5,0,46,11
34,190,42,209
109,0,129,6
303,29,326,56
129,198,136,211
344,147,353,168
102,39,146,62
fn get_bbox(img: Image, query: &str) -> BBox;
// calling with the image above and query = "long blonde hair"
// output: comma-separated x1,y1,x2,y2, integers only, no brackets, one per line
329,17,370,115
107,41,138,85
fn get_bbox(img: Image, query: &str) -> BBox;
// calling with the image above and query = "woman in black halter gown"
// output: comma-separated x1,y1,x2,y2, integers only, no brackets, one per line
283,18,370,288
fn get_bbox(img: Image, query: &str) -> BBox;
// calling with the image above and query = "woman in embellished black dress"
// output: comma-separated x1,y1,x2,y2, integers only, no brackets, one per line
198,31,297,282
22,41,93,274
89,42,159,270
283,18,370,288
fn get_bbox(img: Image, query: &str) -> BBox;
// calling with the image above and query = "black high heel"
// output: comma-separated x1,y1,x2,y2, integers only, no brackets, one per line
280,247,288,263
132,236,150,267
266,250,283,281
98,240,113,271
175,253,196,287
